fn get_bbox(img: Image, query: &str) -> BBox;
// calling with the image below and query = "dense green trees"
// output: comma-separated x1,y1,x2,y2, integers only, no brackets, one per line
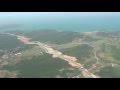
2,54,70,78
25,30,84,44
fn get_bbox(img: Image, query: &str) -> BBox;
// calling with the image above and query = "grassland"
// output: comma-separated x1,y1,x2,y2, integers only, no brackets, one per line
21,47,45,59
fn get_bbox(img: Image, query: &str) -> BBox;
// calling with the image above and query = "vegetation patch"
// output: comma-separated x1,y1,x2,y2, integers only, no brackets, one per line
25,30,84,44
60,44,93,64
2,54,71,78
83,35,101,42
96,66,120,78
0,34,27,50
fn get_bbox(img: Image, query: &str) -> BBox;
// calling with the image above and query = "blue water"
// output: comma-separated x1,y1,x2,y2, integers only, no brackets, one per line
0,12,120,32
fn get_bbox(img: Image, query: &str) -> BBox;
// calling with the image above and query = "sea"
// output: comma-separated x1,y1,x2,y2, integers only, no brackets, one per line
0,12,120,32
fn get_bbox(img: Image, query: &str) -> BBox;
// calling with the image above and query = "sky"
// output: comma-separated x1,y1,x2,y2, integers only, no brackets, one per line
0,12,120,31
0,12,119,24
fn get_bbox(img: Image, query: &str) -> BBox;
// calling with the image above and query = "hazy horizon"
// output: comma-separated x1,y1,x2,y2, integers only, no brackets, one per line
0,12,120,32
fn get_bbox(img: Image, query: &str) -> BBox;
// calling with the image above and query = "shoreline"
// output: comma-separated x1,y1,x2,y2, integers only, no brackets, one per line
2,29,120,34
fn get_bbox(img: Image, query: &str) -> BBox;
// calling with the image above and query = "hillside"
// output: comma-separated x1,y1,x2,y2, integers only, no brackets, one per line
1,30,120,78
